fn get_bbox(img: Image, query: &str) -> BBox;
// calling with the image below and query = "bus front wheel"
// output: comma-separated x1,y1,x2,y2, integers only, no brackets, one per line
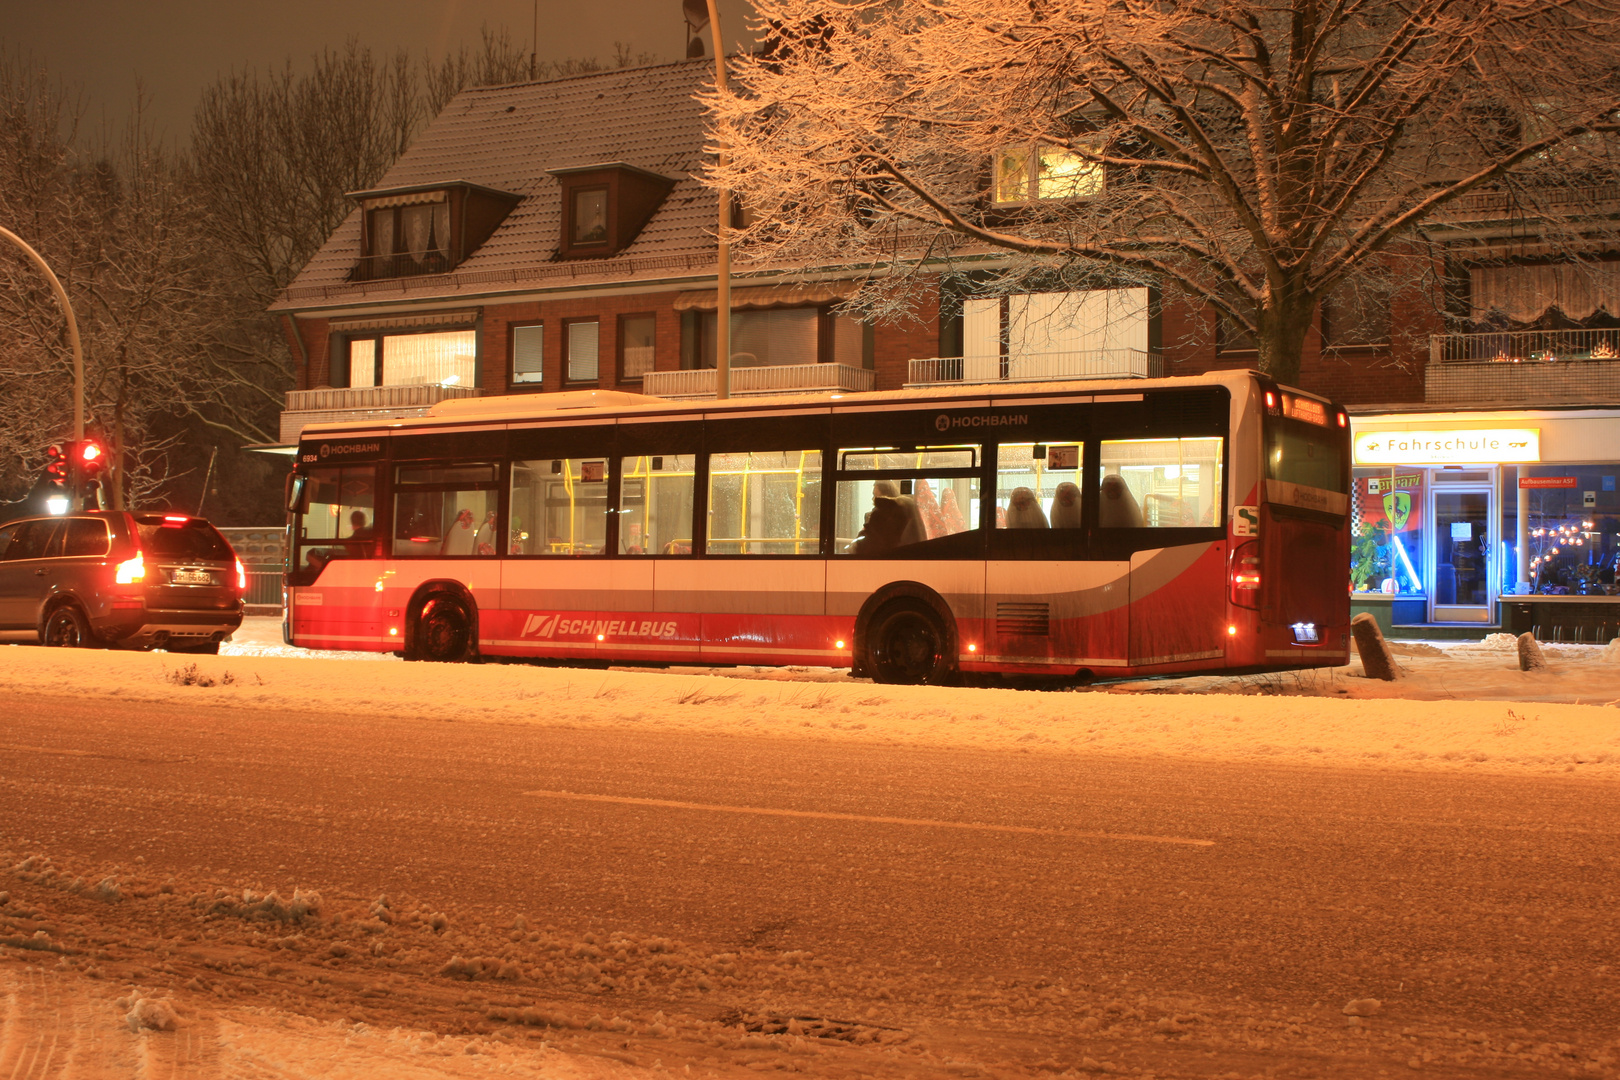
863,599,953,686
413,594,475,662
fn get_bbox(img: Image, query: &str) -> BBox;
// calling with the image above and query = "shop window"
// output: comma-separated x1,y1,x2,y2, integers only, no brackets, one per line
707,450,822,554
995,443,1084,529
619,314,656,382
1514,465,1620,595
511,324,544,386
835,446,980,556
618,455,696,554
1350,468,1425,595
1097,438,1223,528
391,463,498,558
510,458,609,556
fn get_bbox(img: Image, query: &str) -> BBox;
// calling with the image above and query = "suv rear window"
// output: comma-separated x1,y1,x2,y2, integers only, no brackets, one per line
136,518,234,562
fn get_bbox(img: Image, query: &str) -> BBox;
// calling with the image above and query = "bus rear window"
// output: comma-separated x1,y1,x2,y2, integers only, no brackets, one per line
1267,421,1346,493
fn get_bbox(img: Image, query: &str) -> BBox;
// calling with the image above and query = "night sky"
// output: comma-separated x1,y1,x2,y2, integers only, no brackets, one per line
1,0,757,145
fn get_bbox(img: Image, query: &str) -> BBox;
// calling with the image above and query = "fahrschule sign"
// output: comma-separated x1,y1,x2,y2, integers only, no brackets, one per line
1353,428,1540,466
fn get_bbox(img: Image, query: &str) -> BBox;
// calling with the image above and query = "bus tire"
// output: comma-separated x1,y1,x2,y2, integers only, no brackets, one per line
412,593,475,663
862,598,954,686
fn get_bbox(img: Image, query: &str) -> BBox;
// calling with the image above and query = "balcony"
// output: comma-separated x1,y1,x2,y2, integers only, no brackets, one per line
642,363,875,399
280,384,482,444
907,349,1163,387
1426,328,1620,407
349,250,453,282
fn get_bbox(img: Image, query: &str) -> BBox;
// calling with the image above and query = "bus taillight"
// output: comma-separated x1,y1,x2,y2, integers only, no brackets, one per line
1230,541,1262,608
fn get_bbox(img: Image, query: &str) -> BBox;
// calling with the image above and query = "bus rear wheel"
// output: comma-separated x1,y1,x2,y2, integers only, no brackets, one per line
864,599,953,685
413,594,474,662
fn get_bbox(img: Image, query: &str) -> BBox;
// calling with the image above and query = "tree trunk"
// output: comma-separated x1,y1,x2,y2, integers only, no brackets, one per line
1253,291,1318,387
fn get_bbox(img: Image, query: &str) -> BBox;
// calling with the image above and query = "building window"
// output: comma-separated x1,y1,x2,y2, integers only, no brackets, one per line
363,200,450,277
511,324,545,386
571,188,608,245
696,307,819,368
566,320,600,383
619,314,656,382
1322,284,1391,348
994,144,1103,204
340,330,477,388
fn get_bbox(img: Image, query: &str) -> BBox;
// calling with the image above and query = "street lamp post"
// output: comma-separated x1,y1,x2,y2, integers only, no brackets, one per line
0,225,84,440
704,0,732,401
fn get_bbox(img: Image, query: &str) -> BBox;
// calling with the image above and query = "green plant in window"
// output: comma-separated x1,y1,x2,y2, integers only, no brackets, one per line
1351,520,1390,591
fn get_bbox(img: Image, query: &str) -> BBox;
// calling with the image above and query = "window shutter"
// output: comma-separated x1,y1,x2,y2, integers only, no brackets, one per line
513,325,544,384
568,322,600,382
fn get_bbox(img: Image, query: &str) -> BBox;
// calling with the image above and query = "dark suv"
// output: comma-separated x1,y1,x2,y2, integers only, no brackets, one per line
0,512,244,653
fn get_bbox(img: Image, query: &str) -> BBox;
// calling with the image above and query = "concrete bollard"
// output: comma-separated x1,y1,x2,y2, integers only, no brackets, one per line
1350,612,1402,681
1517,632,1547,672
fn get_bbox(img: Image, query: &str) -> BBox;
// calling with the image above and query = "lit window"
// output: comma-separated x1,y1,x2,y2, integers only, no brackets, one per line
994,143,1104,204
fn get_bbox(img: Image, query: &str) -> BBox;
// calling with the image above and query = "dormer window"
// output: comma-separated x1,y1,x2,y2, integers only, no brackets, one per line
348,181,521,282
549,163,676,260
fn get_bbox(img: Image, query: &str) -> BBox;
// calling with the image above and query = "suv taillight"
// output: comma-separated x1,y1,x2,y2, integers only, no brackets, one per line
115,552,146,584
1230,540,1261,608
235,558,246,591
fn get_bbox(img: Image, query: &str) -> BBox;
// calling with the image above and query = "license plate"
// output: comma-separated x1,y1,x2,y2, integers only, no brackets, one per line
1290,622,1319,644
172,569,213,585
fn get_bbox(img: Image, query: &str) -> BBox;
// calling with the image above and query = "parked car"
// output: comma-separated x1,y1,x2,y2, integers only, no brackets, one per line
0,511,244,653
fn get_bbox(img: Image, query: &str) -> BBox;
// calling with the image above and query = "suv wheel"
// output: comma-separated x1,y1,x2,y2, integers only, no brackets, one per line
43,605,97,649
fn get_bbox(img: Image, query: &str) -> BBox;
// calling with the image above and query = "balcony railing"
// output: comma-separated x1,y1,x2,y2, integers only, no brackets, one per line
280,383,482,444
1430,327,1620,364
907,349,1163,387
1426,328,1620,407
349,250,453,281
642,363,875,399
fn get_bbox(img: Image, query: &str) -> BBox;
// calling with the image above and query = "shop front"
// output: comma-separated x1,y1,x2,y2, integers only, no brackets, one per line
1349,409,1620,639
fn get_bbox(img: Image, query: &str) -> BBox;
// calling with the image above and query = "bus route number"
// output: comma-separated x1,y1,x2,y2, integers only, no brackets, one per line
1234,505,1259,536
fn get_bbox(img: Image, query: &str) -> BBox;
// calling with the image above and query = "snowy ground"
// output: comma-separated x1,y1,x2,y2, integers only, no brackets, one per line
4,621,1619,1077
2,616,1613,781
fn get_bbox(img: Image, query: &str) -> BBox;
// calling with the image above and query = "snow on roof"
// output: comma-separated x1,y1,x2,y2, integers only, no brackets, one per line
274,60,718,312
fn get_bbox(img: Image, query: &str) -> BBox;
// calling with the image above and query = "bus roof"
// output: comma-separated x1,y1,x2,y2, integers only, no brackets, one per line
295,369,1290,443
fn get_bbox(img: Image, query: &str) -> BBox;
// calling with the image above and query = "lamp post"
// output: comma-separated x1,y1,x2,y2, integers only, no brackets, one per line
0,226,84,439
704,0,732,400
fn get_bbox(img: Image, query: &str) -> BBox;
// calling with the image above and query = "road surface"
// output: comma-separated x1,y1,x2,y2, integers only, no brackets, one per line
2,691,1617,1077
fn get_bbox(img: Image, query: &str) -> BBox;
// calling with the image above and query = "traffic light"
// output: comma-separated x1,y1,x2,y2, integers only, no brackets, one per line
72,440,107,509
44,444,69,489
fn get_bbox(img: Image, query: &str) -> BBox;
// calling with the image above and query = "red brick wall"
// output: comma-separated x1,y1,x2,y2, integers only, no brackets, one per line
482,295,682,394
289,317,331,389
872,288,942,391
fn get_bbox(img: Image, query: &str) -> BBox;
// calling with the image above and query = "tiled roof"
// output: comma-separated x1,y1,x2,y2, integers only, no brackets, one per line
274,60,720,312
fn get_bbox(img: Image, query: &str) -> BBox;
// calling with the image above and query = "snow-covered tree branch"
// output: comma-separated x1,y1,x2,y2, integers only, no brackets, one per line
711,0,1620,382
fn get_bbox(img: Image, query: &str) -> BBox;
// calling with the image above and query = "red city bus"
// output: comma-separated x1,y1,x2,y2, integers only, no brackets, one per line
282,371,1350,683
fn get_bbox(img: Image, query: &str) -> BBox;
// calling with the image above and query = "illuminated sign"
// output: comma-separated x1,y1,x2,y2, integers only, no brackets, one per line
1519,476,1577,489
1281,393,1328,426
1353,428,1540,465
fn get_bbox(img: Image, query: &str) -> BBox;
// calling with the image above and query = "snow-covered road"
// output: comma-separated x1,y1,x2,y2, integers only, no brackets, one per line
2,633,1619,1077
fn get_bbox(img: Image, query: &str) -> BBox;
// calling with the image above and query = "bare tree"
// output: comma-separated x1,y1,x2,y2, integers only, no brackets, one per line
713,0,1620,384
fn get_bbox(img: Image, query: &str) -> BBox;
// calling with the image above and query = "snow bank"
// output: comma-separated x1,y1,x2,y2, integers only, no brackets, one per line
2,626,1618,778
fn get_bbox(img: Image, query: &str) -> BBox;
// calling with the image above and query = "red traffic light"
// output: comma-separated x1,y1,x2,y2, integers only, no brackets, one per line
44,444,69,487
79,442,102,463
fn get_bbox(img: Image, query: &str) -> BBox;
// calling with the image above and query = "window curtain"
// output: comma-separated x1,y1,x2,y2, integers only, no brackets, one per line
401,205,433,257
432,203,450,258
381,330,477,386
1471,263,1620,322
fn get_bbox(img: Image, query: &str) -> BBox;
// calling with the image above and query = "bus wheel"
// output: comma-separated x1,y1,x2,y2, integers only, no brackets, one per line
864,599,953,685
415,594,474,662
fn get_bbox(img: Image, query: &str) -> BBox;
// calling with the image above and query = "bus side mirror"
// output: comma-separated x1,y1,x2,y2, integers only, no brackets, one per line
286,475,307,514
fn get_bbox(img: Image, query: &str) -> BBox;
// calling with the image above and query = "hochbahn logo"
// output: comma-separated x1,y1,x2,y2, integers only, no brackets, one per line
935,412,1029,432
521,614,679,639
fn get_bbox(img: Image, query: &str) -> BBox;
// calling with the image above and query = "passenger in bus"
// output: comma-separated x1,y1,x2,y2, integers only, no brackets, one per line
1099,474,1145,528
441,509,478,555
1051,482,1083,529
848,493,926,555
1005,486,1049,528
346,510,374,540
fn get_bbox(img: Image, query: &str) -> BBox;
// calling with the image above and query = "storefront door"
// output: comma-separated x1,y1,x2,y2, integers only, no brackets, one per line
1429,486,1494,622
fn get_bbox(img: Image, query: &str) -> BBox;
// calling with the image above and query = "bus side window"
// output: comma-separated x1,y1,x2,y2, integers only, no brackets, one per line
1097,437,1223,528
834,446,981,556
510,459,609,556
995,443,1083,529
392,463,499,557
618,455,695,555
707,450,821,555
